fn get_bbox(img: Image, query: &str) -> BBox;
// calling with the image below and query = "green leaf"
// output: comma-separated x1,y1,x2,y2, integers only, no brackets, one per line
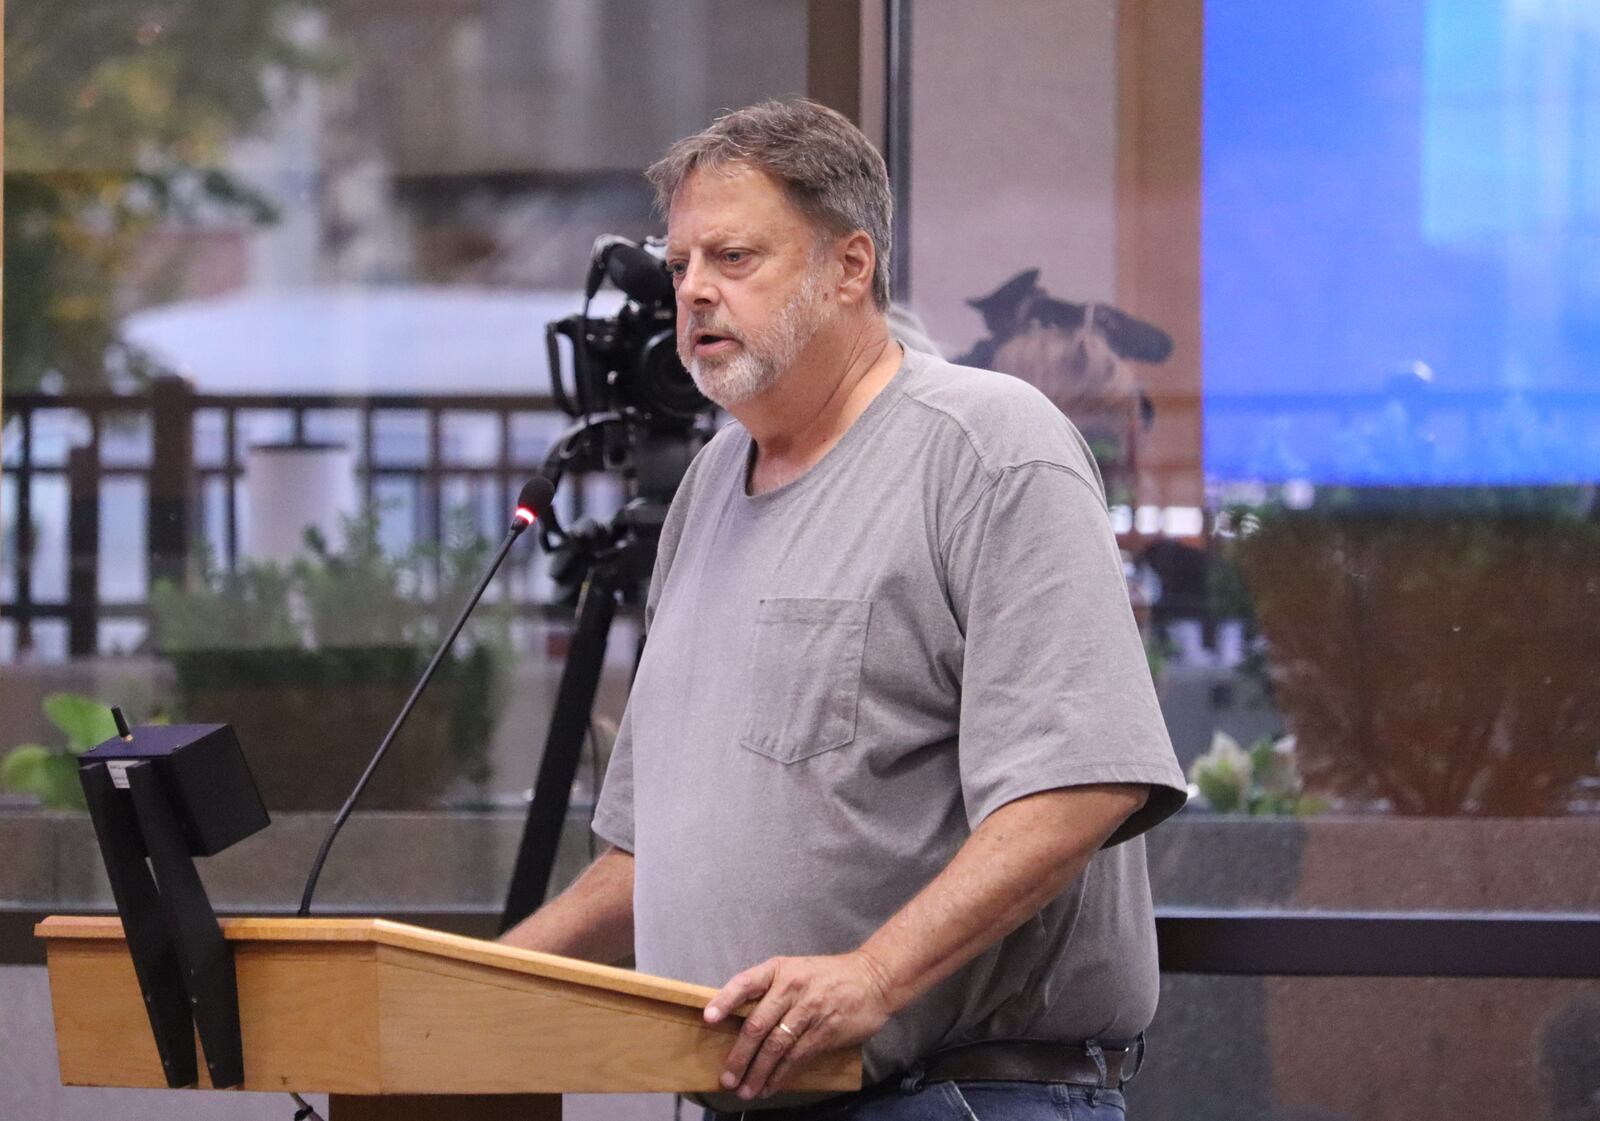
40,756,88,810
1,745,52,794
1251,742,1298,800
1189,731,1254,813
42,693,119,752
1195,766,1244,813
3,746,87,809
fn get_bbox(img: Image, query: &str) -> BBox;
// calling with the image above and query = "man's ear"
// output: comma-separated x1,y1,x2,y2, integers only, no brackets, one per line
834,230,877,307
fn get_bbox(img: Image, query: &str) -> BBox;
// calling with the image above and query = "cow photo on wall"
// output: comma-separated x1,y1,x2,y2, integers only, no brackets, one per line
956,268,1174,507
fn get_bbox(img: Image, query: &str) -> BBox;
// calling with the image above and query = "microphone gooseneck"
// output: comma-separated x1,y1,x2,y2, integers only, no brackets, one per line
296,476,556,917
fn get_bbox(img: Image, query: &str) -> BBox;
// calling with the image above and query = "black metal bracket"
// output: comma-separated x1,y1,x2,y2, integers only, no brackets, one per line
80,762,196,1087
80,760,245,1088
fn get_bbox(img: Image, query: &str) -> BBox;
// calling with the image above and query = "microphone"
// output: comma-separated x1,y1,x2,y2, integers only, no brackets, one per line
297,476,557,917
603,242,675,305
511,476,557,534
584,235,675,306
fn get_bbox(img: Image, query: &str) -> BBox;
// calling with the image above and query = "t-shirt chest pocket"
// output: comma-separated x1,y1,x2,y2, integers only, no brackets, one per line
739,597,872,764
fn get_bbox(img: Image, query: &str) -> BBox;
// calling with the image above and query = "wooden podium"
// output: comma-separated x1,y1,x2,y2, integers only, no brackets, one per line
36,915,862,1119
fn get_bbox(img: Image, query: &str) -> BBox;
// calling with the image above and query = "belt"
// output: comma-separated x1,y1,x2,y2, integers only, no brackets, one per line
916,1037,1141,1088
705,1037,1142,1119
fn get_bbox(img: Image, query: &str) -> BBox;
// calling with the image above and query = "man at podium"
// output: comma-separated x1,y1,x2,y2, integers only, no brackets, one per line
501,98,1188,1119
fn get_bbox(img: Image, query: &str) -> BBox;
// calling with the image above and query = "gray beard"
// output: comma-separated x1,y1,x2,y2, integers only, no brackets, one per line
686,272,827,408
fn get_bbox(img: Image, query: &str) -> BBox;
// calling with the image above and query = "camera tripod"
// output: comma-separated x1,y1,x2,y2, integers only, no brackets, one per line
498,416,695,931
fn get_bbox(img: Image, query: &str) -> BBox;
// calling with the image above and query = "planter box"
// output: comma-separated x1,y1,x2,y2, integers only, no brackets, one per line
0,809,598,911
171,647,465,811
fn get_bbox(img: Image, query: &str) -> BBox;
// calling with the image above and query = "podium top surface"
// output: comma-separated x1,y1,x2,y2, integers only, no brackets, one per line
36,914,720,1012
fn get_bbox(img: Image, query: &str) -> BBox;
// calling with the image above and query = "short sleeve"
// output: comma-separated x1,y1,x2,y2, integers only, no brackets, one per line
944,461,1187,845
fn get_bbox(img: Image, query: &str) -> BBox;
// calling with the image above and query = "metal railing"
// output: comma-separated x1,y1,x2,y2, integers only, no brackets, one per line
2,377,567,656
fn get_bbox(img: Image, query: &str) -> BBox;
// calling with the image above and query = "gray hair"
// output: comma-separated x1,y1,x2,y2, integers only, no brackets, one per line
646,98,893,311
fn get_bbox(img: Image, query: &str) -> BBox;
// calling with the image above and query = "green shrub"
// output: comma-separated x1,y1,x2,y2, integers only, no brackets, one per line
148,506,513,801
1188,731,1326,816
0,693,150,810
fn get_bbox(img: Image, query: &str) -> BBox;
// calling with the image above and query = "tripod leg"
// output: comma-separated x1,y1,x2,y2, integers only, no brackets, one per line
126,762,245,1088
501,572,620,931
80,762,198,1088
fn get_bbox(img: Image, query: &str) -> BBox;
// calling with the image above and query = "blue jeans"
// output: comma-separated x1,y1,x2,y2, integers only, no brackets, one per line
705,1080,1128,1119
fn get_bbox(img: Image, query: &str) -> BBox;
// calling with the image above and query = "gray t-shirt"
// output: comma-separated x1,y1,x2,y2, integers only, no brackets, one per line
592,346,1187,1083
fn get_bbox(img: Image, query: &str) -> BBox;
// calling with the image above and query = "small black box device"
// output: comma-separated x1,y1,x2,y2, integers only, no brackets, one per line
78,713,270,1090
80,723,269,857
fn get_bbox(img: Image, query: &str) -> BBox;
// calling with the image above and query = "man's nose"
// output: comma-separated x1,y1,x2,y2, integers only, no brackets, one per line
677,255,717,308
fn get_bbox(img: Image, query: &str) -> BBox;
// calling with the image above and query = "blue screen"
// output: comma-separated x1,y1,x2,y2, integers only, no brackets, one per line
1203,0,1600,484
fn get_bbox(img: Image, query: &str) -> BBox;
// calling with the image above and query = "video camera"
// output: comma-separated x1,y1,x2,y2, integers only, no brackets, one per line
539,235,716,598
545,234,710,430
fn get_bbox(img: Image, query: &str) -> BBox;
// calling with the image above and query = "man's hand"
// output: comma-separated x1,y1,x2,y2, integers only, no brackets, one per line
704,950,894,1100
